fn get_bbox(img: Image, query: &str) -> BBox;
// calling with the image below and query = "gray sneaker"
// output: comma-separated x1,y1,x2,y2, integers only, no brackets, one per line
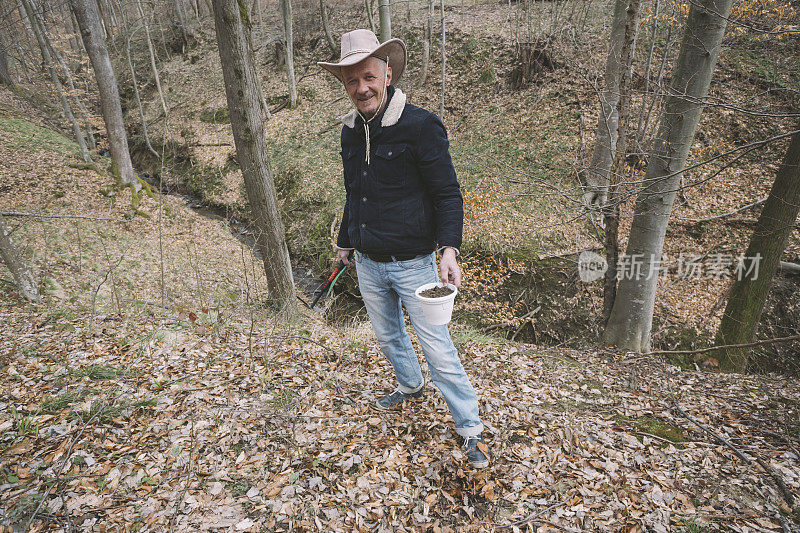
375,388,424,410
463,435,490,468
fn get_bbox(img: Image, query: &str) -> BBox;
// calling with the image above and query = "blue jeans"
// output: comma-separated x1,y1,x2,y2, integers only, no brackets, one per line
354,250,484,437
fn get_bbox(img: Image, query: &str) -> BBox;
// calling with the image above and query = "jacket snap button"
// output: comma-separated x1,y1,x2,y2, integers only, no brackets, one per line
361,223,366,228
362,171,367,176
362,197,367,202
388,151,392,156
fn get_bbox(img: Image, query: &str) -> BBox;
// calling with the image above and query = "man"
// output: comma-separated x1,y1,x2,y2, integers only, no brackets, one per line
318,29,489,468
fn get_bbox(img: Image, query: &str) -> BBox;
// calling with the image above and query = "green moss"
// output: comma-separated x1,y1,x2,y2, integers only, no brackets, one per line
199,107,231,124
616,415,685,444
0,117,80,156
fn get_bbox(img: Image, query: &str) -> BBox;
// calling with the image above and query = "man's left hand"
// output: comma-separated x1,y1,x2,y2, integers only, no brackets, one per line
439,247,462,288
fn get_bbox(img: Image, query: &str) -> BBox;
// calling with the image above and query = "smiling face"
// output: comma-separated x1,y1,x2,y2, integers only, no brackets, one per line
341,56,392,120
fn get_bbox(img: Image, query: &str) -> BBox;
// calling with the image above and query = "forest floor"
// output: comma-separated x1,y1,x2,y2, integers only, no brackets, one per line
109,0,800,358
2,84,800,531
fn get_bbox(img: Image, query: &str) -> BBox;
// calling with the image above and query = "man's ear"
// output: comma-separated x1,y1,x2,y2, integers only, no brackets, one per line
386,65,393,85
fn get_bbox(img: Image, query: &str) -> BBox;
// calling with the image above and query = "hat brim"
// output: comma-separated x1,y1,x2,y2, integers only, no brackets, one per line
317,38,406,84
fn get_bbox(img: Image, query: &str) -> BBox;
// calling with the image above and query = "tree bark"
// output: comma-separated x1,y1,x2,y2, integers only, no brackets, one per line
72,0,138,187
212,0,295,311
320,0,337,56
378,0,391,42
365,0,376,36
715,127,800,371
0,33,14,88
584,0,629,206
419,0,433,87
135,0,168,117
602,0,641,322
0,214,40,302
439,0,445,119
603,0,734,352
21,0,92,162
280,0,297,108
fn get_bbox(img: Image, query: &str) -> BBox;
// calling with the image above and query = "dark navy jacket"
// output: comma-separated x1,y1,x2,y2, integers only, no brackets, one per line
336,85,464,255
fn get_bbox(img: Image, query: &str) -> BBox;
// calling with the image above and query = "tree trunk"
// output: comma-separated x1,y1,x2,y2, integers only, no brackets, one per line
602,0,641,322
584,0,629,206
419,0,433,87
72,0,138,188
365,0,376,35
125,27,159,157
439,0,445,119
173,0,192,48
135,0,168,117
0,33,14,88
715,127,800,371
320,0,337,56
0,214,40,302
280,0,297,108
603,0,734,352
21,0,92,162
211,0,295,311
378,0,391,42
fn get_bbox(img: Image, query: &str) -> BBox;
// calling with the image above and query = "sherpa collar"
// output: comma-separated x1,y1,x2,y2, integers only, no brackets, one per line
341,87,406,129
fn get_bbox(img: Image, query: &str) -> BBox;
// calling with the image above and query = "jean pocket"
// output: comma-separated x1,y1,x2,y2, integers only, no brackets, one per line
397,254,433,270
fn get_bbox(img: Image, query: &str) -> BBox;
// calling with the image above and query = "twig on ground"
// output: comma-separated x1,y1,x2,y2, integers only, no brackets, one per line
1,211,114,221
495,498,571,529
645,334,800,356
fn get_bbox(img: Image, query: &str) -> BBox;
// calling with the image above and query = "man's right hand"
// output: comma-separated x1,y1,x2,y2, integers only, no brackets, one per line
337,249,353,266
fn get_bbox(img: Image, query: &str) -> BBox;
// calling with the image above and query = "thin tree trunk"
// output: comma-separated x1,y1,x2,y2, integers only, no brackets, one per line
603,0,734,352
0,214,40,302
173,0,191,48
21,0,91,162
51,39,98,151
635,0,659,151
419,0,433,87
378,0,391,42
135,0,168,117
439,0,445,119
320,0,337,55
72,0,138,187
211,0,295,311
638,21,673,149
584,0,629,206
715,127,800,371
126,26,159,157
365,0,376,35
602,0,641,322
280,0,297,108
0,34,14,88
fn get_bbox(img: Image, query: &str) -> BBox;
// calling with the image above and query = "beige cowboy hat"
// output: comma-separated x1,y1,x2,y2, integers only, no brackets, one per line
317,29,406,83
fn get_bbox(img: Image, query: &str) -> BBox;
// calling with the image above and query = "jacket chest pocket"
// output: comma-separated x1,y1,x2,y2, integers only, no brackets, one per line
372,143,407,190
341,146,362,190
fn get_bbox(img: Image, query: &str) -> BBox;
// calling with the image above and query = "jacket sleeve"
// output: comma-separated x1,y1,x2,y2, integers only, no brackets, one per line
336,194,353,250
416,113,464,251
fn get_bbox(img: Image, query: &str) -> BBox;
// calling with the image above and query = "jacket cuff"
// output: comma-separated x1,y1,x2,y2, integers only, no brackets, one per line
437,246,460,256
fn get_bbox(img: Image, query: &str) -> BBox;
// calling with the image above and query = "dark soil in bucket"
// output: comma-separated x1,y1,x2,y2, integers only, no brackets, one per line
420,286,455,298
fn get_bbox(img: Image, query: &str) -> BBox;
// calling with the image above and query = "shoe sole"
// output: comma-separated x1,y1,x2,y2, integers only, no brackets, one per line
374,394,423,411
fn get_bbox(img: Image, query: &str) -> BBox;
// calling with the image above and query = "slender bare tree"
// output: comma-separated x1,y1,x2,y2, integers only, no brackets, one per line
378,0,391,41
320,0,337,55
20,0,92,162
280,0,297,108
439,0,445,118
0,34,14,88
715,127,800,371
212,0,295,311
584,0,632,207
135,0,168,117
603,0,734,352
0,214,40,302
419,0,433,87
365,0,376,35
602,0,641,322
71,0,138,187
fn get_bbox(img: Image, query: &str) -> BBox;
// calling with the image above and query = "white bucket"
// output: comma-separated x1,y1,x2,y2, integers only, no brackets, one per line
415,282,458,325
